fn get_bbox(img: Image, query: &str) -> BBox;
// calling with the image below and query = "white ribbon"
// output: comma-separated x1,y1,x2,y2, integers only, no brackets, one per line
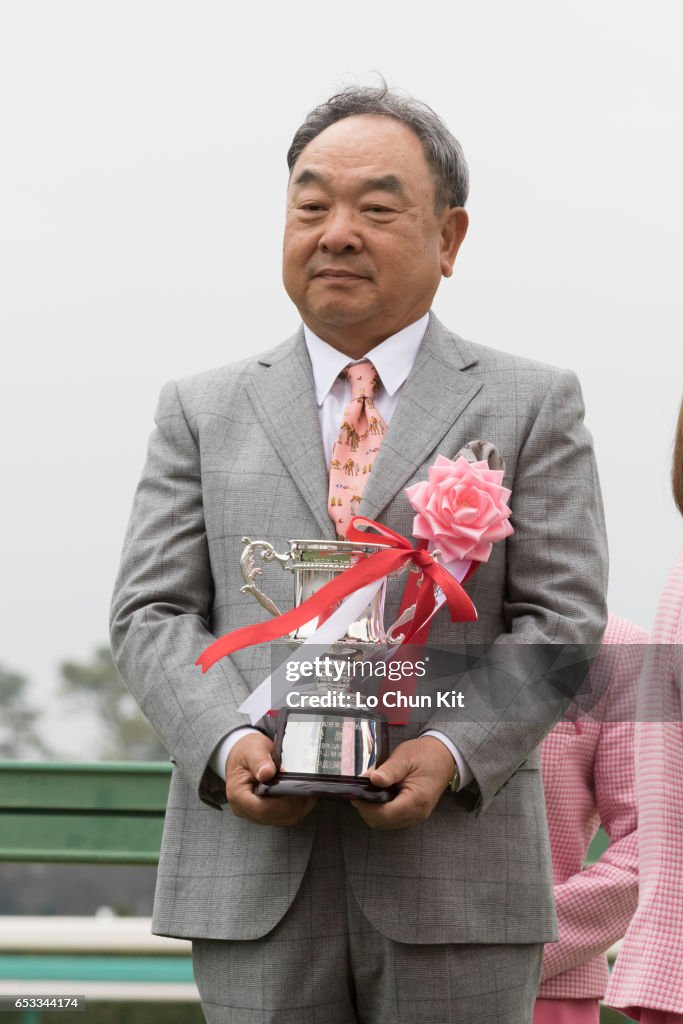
238,579,385,724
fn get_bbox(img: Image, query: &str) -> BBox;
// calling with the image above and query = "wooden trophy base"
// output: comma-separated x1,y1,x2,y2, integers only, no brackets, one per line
256,774,398,803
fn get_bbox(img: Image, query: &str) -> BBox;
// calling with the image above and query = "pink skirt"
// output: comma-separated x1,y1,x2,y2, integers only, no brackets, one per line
533,999,600,1024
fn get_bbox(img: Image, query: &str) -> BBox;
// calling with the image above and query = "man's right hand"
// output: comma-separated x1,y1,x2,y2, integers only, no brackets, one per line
225,732,316,827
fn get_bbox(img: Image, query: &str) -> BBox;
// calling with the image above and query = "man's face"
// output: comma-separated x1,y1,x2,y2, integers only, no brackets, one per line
282,114,468,353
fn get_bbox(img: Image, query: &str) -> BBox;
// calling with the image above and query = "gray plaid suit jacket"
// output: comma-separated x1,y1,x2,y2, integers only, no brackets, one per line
110,312,608,944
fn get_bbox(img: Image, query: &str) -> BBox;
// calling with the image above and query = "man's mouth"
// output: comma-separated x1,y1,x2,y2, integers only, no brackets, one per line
315,269,368,280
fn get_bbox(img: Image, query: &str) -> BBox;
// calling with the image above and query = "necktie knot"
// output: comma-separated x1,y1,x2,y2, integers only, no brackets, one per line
345,361,380,404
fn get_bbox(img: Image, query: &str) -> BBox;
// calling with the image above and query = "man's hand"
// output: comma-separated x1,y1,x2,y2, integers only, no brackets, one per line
225,733,316,827
352,735,455,829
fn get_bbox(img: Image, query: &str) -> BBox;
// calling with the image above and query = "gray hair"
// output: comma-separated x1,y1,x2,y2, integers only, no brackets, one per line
286,82,469,212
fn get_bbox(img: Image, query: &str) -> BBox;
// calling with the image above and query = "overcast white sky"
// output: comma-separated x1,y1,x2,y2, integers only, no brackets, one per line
1,2,681,756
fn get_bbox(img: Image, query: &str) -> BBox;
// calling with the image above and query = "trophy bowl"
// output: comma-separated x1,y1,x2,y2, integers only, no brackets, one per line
240,536,407,802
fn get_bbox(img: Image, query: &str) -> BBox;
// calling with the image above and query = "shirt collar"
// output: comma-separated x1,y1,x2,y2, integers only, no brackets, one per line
303,313,430,406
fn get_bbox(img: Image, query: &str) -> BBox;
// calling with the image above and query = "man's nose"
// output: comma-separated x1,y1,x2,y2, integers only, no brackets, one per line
317,209,362,254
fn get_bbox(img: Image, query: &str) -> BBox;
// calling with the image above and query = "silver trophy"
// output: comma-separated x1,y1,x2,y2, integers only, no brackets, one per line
240,537,415,802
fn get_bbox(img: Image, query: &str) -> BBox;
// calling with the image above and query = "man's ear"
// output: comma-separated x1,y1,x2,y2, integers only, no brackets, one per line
440,207,469,278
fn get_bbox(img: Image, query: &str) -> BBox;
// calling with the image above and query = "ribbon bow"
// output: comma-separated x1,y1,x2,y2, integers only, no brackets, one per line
196,516,477,673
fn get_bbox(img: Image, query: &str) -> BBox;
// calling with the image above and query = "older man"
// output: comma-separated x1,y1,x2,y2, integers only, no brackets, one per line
110,85,608,1024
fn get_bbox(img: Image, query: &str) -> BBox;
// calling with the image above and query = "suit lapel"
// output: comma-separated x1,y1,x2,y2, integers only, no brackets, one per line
246,329,336,539
360,314,483,523
246,315,482,538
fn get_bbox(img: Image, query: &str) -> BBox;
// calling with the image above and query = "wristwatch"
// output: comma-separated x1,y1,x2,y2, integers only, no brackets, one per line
448,762,461,793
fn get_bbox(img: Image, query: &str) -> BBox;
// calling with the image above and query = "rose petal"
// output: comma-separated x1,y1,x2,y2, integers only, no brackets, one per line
404,452,513,563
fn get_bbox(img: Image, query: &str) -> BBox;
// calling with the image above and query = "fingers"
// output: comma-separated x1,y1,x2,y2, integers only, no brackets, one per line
232,785,316,827
225,733,316,826
368,750,411,789
229,732,277,782
351,737,454,829
352,786,427,829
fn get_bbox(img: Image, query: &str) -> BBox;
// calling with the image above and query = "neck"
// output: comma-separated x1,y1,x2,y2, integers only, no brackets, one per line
313,336,377,360
301,309,429,359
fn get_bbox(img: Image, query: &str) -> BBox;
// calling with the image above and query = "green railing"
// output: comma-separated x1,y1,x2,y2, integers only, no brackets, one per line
0,759,610,866
0,760,190,1019
0,761,170,865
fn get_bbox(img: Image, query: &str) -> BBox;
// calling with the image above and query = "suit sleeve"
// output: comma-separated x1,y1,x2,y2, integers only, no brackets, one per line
423,368,609,811
110,380,257,809
541,641,641,983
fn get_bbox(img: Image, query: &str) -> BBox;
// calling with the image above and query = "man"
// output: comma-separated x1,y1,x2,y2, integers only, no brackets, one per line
110,84,608,1023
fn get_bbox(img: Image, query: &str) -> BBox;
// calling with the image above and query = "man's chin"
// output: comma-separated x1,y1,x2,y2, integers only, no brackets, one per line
305,303,376,329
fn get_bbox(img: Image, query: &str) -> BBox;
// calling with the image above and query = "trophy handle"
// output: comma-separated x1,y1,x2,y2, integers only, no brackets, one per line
386,604,417,644
240,538,292,618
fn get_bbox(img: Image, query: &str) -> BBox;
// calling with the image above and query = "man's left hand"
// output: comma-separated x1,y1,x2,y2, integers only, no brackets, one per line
351,735,455,829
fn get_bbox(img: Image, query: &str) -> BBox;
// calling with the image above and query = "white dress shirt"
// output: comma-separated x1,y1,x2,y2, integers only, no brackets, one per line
210,313,472,791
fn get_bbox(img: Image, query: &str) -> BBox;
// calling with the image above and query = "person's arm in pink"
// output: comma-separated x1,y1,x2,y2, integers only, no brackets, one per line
541,636,643,982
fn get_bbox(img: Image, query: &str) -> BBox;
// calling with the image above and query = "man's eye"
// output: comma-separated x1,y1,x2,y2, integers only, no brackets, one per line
365,205,393,214
301,203,324,213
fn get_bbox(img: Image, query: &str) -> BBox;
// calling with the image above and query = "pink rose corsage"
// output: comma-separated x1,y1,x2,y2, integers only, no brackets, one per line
404,453,513,564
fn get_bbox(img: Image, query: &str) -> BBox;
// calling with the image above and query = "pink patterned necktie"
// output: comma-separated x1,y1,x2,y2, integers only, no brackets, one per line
328,361,387,540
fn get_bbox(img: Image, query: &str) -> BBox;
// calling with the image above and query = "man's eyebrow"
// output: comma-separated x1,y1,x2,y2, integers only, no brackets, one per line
291,169,328,189
291,169,408,200
359,174,408,200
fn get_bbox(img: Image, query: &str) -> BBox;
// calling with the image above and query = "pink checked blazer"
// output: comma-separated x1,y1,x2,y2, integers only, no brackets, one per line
538,613,645,999
606,552,683,1015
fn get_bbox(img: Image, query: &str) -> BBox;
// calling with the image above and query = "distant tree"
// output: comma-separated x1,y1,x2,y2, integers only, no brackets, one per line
59,646,168,761
0,664,52,758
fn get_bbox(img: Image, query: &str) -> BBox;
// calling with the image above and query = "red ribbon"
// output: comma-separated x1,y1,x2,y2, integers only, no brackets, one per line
196,516,477,673
378,540,479,723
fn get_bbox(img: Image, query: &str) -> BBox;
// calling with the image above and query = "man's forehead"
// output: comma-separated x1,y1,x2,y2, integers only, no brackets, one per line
288,116,432,194
295,114,424,160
